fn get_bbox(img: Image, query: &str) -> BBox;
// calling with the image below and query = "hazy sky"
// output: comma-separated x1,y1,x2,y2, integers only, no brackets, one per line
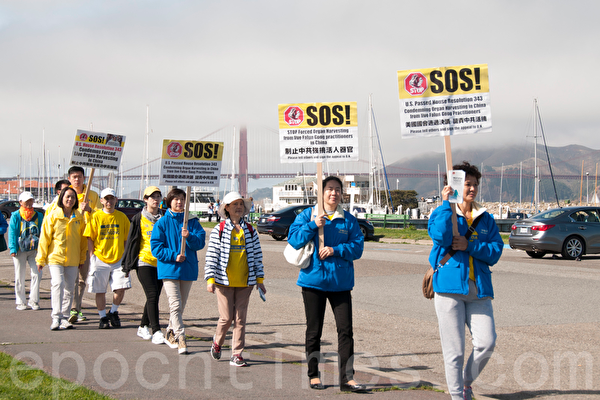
1,0,598,191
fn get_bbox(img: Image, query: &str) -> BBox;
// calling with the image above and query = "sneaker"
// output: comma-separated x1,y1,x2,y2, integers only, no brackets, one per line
107,311,121,328
164,329,178,349
68,310,78,323
50,318,60,330
28,302,40,311
151,330,165,345
99,316,111,329
230,354,248,367
210,338,221,360
77,311,87,322
178,335,188,355
16,304,27,311
137,326,152,340
59,319,74,330
463,386,474,400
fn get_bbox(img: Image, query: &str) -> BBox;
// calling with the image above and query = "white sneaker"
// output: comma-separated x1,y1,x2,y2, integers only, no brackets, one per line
16,304,27,311
137,325,152,340
59,319,74,330
28,302,40,311
50,319,60,330
152,330,165,345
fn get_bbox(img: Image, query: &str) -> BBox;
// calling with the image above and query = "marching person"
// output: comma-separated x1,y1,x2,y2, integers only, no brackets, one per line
36,187,87,330
84,188,131,329
68,166,102,323
9,192,44,311
205,192,265,367
287,176,366,392
151,188,205,355
122,186,165,344
428,161,503,400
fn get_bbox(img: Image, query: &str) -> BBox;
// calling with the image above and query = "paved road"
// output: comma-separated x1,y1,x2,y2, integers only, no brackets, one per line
1,232,600,399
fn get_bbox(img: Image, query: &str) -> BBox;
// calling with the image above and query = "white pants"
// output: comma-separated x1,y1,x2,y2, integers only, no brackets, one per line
13,250,42,305
434,280,496,400
163,279,193,339
49,265,79,321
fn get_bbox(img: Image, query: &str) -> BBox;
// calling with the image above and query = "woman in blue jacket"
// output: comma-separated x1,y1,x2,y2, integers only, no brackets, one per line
288,176,365,393
9,192,44,311
428,162,503,400
151,188,205,355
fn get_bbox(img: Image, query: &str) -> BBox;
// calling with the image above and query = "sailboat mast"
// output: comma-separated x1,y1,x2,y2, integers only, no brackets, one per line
368,95,374,206
534,99,539,214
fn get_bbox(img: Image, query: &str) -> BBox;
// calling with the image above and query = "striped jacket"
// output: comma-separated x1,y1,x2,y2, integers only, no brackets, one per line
204,218,264,286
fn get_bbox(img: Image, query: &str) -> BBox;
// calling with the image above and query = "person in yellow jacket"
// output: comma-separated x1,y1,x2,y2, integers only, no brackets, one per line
84,188,130,329
36,187,87,331
68,166,102,323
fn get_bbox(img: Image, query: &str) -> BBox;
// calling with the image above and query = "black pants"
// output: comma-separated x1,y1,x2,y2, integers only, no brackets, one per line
301,287,354,385
137,265,163,334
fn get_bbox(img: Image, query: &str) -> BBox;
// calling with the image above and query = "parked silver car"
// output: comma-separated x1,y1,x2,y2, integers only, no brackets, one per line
509,206,600,260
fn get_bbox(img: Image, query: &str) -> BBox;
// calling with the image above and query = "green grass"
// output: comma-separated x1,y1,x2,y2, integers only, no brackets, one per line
0,352,113,400
371,384,445,393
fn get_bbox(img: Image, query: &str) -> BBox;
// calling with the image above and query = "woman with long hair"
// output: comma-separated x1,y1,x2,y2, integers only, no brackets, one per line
36,187,87,330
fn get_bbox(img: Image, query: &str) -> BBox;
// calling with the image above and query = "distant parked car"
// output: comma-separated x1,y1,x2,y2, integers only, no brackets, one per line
257,204,374,241
0,200,45,220
116,199,147,220
507,212,527,219
509,206,600,260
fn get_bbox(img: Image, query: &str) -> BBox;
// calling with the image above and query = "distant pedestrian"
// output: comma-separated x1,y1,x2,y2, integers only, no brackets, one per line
151,188,206,354
122,186,165,344
84,188,131,329
427,161,503,400
205,192,265,367
215,199,221,222
207,202,214,222
36,187,86,330
9,192,44,311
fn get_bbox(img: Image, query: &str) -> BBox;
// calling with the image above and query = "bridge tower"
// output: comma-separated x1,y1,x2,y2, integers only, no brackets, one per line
239,126,248,197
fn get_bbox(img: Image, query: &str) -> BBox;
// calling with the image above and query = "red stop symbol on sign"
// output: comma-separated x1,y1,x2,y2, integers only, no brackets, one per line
404,72,428,96
166,142,183,158
284,106,304,126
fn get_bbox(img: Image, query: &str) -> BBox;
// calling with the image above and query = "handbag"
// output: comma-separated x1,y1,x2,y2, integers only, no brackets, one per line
423,214,483,299
284,240,315,269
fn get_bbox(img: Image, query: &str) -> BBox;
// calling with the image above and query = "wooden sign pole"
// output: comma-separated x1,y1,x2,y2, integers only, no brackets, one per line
83,168,95,203
180,186,191,256
444,136,459,237
317,162,324,248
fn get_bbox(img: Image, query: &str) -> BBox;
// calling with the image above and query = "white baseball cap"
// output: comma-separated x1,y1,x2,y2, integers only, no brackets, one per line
19,191,34,202
100,188,117,199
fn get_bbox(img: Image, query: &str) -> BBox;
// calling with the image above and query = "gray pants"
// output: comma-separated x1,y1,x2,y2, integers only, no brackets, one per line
434,280,496,400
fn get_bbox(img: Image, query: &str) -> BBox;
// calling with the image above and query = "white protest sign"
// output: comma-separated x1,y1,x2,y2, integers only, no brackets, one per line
159,139,224,187
70,130,125,171
278,102,359,163
397,64,492,138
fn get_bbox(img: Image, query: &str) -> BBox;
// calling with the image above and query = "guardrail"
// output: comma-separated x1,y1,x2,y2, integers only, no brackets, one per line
364,214,517,232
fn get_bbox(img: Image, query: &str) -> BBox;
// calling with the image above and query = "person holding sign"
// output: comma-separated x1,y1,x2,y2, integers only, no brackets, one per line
68,166,102,324
122,186,165,345
427,162,503,400
287,176,366,392
84,188,131,329
36,187,86,330
150,188,205,355
204,192,266,367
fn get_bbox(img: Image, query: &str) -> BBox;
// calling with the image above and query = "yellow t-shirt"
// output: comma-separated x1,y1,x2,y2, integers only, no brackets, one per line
225,228,249,287
138,215,157,267
84,209,130,264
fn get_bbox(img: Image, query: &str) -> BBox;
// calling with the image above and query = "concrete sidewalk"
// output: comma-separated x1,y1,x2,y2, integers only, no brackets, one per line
0,282,452,400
